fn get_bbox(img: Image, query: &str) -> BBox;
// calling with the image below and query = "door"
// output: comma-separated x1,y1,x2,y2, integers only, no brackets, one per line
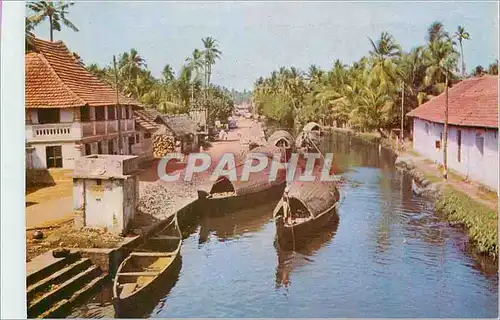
128,137,134,154
85,143,91,156
97,141,102,154
457,130,462,163
46,146,62,168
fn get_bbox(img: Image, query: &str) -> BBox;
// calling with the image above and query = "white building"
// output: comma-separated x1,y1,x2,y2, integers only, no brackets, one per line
25,36,139,170
408,75,498,191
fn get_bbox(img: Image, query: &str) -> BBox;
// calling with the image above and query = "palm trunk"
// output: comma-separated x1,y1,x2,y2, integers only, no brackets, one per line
49,15,53,42
443,73,449,180
460,42,465,78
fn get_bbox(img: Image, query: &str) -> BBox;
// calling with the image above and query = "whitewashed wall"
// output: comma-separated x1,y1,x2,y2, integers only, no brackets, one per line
413,118,498,191
30,142,82,169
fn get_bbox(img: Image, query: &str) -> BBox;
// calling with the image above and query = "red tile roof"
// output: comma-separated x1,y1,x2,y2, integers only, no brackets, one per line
26,36,139,108
407,75,498,128
134,108,160,131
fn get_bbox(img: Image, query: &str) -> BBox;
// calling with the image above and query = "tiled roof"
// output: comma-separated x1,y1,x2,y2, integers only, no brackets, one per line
134,108,160,131
407,75,498,128
26,36,139,108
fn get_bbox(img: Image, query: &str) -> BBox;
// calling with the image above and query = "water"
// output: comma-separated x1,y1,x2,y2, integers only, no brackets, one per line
71,132,498,318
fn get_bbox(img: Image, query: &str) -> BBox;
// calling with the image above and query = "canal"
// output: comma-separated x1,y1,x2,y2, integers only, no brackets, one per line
71,132,498,318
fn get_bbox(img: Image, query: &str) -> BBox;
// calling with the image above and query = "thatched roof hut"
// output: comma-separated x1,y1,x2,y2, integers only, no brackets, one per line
303,122,321,133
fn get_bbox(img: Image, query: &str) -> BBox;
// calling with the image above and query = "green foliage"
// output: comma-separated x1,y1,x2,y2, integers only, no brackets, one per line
435,186,498,257
253,22,462,133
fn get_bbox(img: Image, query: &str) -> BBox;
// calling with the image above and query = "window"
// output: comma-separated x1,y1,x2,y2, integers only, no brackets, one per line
425,122,430,135
107,106,116,120
80,107,90,122
135,134,140,143
457,130,462,163
125,106,130,119
38,109,60,124
144,132,152,139
95,107,105,121
85,143,91,156
476,135,484,155
46,146,62,168
108,140,114,154
97,141,102,154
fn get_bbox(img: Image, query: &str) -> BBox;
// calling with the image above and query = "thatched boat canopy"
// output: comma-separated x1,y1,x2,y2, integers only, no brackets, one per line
295,131,320,149
267,130,294,149
303,122,321,132
284,181,339,217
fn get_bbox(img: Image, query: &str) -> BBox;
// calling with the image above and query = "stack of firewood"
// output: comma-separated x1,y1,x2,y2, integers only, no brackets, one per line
153,133,175,158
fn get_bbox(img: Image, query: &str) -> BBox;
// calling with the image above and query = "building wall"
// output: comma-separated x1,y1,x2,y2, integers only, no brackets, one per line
83,179,124,233
413,118,498,191
30,142,83,169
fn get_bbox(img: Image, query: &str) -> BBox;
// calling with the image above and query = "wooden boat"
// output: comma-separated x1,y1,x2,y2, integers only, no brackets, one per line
267,130,294,160
273,180,340,244
113,214,182,317
198,146,287,215
295,130,321,153
302,121,322,136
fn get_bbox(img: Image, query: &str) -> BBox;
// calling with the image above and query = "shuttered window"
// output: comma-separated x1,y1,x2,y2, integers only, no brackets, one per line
46,146,62,168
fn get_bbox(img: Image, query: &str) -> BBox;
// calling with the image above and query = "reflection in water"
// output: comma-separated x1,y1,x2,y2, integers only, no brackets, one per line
198,201,276,244
275,211,339,288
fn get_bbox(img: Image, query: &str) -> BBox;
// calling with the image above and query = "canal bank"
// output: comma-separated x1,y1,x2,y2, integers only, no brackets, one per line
395,152,498,257
328,127,498,258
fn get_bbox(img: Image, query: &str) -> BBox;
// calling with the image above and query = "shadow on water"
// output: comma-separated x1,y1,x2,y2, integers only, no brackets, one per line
274,210,340,289
198,201,277,244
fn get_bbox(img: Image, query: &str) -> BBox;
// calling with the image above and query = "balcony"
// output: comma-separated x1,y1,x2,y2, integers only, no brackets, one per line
82,119,135,137
27,123,79,142
26,119,136,142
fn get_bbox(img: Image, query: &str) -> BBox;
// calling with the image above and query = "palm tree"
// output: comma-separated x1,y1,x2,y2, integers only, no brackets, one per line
27,1,79,42
424,36,458,180
368,32,401,92
488,60,498,75
185,49,204,102
454,26,471,78
119,49,147,97
426,21,449,43
161,64,175,83
201,37,222,89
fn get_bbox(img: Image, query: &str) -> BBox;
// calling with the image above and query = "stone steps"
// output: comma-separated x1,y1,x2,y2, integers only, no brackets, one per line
27,253,107,318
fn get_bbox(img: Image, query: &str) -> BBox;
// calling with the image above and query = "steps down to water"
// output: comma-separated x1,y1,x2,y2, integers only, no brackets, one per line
27,252,108,318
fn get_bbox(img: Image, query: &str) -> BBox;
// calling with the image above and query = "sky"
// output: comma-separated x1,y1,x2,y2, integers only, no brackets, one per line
31,1,499,91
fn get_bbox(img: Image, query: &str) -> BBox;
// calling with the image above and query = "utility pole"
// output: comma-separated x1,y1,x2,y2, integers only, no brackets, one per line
443,73,449,180
400,81,404,151
114,55,123,155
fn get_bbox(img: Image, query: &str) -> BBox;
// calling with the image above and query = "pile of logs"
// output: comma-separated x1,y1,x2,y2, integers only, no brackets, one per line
153,133,175,158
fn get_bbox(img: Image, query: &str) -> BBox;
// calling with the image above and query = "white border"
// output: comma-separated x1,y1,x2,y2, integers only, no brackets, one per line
1,1,27,318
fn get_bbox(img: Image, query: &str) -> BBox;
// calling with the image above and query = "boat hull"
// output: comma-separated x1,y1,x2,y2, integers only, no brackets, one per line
113,255,181,318
275,207,337,249
200,181,286,216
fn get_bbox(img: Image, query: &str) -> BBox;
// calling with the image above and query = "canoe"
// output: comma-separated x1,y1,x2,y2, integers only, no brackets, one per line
273,180,340,244
113,214,182,317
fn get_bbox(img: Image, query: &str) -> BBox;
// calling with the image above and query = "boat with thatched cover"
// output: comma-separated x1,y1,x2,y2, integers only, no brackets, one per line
267,130,294,159
302,121,322,136
113,214,182,317
273,180,340,244
198,146,287,214
295,130,321,153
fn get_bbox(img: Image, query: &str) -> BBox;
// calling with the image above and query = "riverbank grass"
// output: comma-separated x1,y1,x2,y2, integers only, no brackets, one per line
435,185,498,257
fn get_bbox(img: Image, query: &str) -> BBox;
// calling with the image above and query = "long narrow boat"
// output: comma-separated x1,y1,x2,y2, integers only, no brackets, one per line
197,146,287,215
273,180,340,244
113,214,182,317
295,130,321,153
267,130,294,159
